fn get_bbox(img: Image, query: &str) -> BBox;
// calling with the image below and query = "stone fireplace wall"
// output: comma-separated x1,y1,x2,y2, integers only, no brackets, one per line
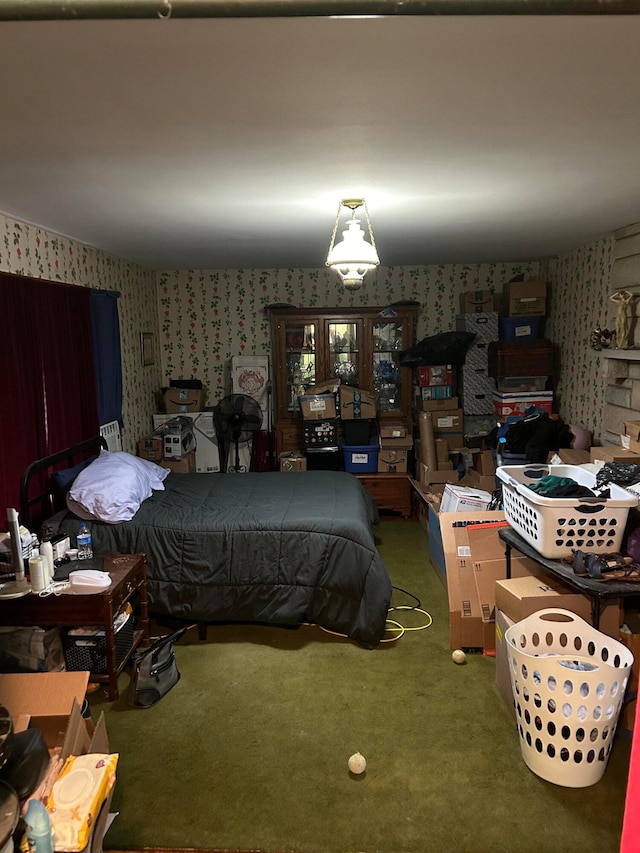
600,222,640,445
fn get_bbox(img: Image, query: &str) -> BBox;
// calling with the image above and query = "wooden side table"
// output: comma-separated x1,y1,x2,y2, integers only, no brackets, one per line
0,553,149,701
355,473,412,518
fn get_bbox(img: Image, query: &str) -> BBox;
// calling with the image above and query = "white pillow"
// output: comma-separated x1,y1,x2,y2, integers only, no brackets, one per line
67,449,169,524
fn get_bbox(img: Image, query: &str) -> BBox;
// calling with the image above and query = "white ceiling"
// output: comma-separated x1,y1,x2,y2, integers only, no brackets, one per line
1,14,640,271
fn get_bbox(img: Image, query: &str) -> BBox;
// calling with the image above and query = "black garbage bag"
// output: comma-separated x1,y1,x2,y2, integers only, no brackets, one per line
399,331,477,367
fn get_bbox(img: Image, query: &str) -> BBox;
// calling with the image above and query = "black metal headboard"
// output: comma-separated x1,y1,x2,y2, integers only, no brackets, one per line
19,435,107,532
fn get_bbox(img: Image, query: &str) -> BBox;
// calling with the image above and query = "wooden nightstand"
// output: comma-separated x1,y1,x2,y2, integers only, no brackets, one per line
355,473,412,518
0,553,150,701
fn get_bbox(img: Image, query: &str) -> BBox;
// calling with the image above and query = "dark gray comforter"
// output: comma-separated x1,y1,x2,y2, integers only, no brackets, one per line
60,471,392,647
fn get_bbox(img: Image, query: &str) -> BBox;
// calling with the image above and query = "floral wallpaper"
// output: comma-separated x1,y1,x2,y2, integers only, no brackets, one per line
0,212,160,453
2,206,619,449
158,262,540,406
541,236,614,439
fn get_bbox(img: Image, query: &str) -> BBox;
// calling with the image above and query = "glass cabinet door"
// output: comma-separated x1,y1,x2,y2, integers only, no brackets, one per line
285,321,316,413
372,318,405,412
327,321,360,387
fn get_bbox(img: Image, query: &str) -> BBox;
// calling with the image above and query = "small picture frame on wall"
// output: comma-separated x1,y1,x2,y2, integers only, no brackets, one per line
141,332,155,366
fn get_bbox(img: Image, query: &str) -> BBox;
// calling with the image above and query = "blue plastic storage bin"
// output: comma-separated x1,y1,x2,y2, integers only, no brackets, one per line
341,439,379,473
499,316,542,341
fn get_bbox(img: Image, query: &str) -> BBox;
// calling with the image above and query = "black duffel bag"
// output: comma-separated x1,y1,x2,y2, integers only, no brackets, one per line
128,626,187,709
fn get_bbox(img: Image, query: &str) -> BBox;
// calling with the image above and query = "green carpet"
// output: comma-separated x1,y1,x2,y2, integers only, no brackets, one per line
91,520,631,853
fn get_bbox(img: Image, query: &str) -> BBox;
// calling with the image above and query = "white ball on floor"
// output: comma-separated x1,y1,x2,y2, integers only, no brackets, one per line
452,649,467,665
348,752,367,774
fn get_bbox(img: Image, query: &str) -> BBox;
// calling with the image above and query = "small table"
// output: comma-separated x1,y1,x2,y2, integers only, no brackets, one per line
355,473,412,518
499,527,640,631
0,554,150,701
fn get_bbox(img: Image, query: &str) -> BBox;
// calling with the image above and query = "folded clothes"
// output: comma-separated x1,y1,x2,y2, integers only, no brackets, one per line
527,475,596,498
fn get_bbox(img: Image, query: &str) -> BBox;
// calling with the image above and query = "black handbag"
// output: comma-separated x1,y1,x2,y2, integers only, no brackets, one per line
127,626,187,708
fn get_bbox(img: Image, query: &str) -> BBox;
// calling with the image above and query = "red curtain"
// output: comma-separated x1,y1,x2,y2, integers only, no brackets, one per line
0,273,99,523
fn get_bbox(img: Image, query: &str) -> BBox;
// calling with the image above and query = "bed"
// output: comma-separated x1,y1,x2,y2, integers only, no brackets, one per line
20,437,392,647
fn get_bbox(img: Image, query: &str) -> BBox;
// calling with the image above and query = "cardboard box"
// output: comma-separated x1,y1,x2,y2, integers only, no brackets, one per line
460,468,496,494
163,387,205,414
417,386,454,402
473,552,548,625
380,434,413,449
619,629,640,732
492,391,553,419
546,448,591,466
412,481,447,589
470,449,495,476
440,510,506,650
433,409,463,432
622,420,640,454
0,671,115,853
380,421,407,439
153,412,220,473
158,451,196,473
417,461,460,489
378,449,408,473
279,452,307,472
435,432,465,453
309,380,340,396
464,520,511,563
417,364,453,387
300,393,337,421
415,396,459,411
494,574,620,638
435,438,450,464
589,445,640,464
460,290,495,313
506,279,547,317
137,435,163,462
339,386,377,420
495,608,516,715
440,483,494,513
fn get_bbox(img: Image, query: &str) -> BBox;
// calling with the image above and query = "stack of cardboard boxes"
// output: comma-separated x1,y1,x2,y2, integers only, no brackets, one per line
138,387,222,474
284,381,415,475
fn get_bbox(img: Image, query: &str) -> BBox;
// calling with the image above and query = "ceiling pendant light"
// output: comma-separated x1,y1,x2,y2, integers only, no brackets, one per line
326,198,380,291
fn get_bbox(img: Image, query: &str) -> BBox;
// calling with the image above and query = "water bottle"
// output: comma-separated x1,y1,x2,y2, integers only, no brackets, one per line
24,798,54,853
76,523,93,560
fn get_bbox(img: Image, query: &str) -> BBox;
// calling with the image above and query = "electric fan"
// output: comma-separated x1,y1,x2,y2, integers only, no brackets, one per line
213,394,263,473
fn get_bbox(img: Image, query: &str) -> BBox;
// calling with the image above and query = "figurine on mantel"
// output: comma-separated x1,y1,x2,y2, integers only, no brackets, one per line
590,326,615,351
610,288,635,349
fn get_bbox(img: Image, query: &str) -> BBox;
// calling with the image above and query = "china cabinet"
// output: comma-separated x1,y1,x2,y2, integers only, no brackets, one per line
269,305,419,457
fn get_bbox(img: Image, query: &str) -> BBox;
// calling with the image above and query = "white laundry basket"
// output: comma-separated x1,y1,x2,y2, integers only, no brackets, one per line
496,463,637,559
505,608,634,787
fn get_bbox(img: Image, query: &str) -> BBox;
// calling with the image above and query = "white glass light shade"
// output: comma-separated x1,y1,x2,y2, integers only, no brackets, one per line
326,217,380,291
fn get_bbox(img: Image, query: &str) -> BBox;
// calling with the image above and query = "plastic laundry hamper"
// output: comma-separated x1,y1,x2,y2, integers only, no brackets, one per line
496,463,638,559
505,608,634,788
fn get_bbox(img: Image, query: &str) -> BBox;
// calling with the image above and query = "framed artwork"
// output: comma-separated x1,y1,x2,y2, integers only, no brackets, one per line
141,332,155,366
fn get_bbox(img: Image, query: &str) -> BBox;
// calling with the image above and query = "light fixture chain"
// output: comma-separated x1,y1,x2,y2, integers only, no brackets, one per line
363,200,377,252
327,201,343,255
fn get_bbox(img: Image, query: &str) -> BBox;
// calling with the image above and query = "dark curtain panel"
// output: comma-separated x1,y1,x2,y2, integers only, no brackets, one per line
0,273,99,520
90,288,123,427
